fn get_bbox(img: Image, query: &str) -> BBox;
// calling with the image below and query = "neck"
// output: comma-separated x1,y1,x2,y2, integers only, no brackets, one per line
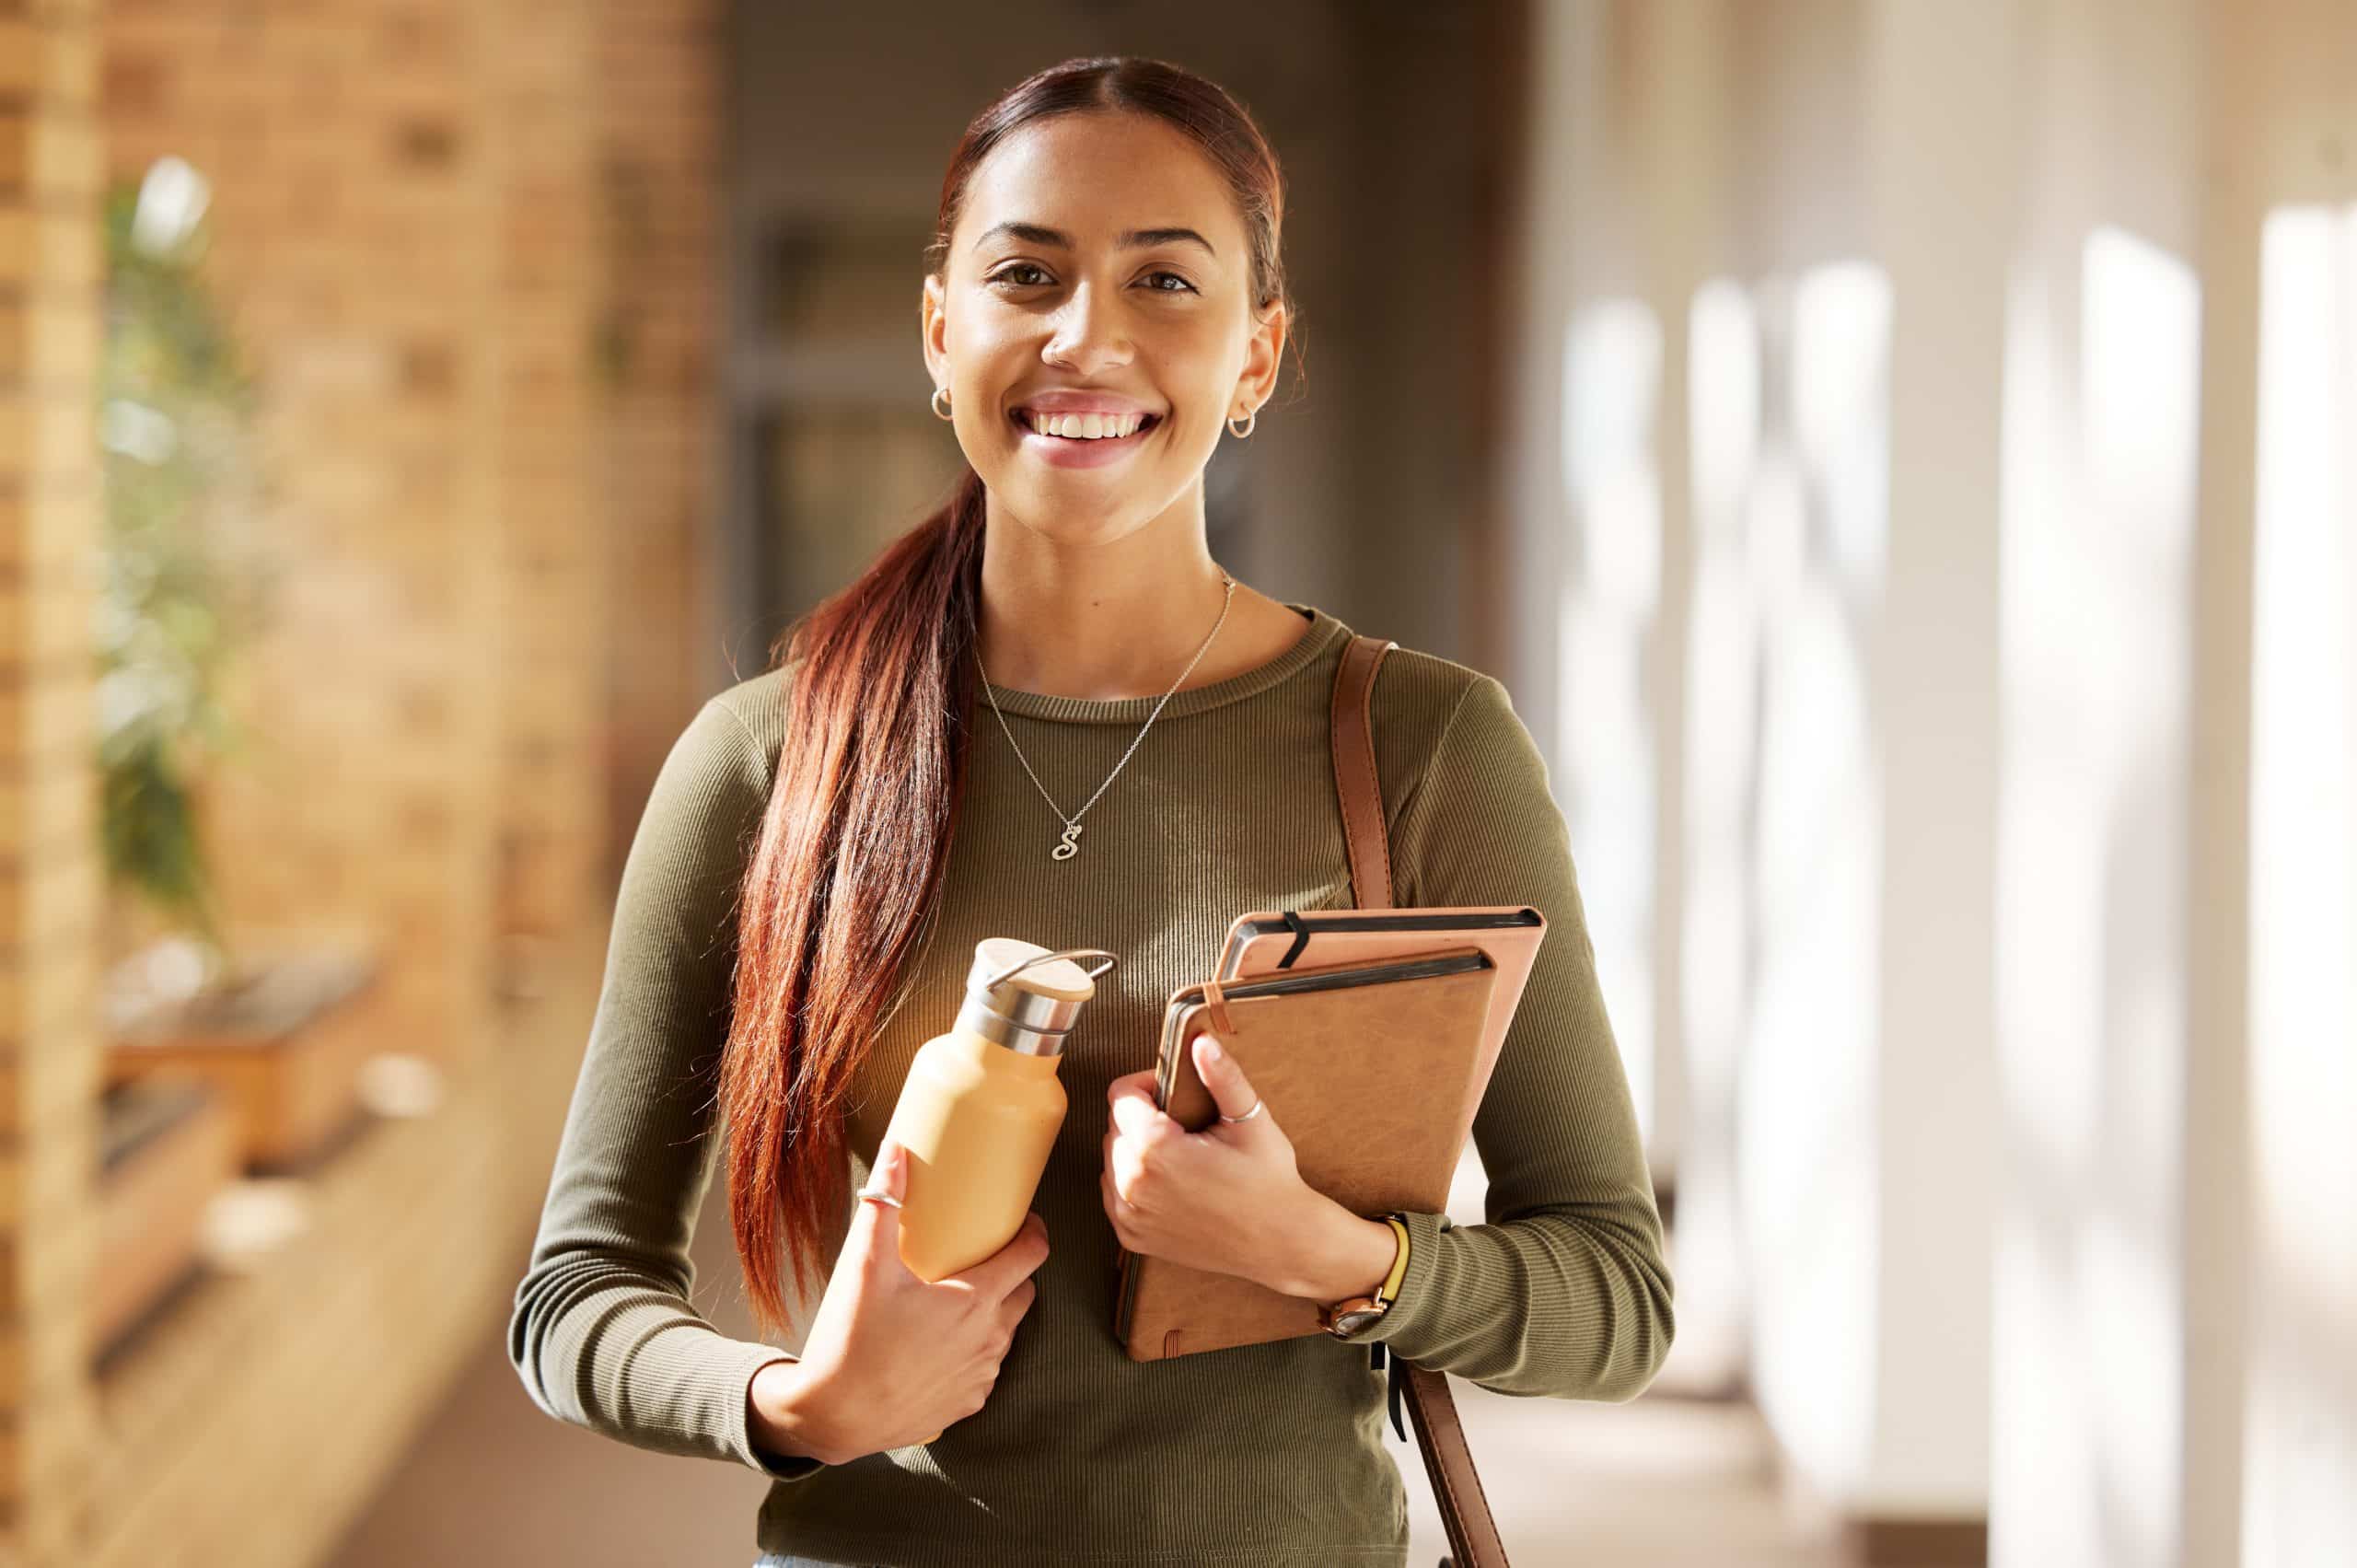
971,516,1239,703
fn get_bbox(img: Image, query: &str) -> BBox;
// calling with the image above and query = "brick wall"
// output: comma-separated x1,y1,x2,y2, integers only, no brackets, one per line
0,0,717,1562
2,2,106,1560
99,0,508,1075
487,0,607,978
596,0,723,869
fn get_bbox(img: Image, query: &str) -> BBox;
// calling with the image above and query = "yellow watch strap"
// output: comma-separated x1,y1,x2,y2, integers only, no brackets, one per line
1376,1215,1411,1303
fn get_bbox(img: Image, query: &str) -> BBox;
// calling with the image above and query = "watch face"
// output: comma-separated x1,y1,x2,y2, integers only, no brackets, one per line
1330,1306,1385,1336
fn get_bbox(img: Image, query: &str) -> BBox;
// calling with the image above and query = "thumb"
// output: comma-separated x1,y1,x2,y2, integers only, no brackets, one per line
1190,1032,1262,1125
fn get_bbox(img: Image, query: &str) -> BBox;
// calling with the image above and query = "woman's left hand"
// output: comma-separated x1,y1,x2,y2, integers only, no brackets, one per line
1102,1032,1321,1295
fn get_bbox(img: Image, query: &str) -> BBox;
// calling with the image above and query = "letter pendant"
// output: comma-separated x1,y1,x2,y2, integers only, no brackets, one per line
1052,822,1082,861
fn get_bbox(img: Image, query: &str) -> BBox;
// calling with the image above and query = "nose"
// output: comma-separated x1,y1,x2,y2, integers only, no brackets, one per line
1042,280,1133,373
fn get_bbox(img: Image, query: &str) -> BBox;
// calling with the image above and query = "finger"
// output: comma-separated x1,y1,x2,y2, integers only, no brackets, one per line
1104,1121,1147,1193
858,1140,907,1259
1189,1032,1261,1123
1105,1067,1159,1103
1108,1079,1176,1143
1100,1168,1133,1235
948,1208,1050,1299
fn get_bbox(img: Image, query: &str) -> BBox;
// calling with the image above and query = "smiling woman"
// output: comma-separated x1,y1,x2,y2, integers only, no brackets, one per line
919,101,1293,542
509,52,1671,1568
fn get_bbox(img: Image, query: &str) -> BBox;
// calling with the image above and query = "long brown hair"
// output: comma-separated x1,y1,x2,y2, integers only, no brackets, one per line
720,55,1306,1332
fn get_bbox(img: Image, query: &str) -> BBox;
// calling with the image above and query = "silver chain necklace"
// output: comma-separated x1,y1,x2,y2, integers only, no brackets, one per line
968,569,1237,862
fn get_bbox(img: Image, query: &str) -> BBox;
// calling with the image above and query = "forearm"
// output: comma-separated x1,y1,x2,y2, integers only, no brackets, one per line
510,1249,827,1481
1330,1203,1674,1400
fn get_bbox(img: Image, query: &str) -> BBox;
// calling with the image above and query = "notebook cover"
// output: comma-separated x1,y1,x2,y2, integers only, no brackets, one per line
1217,905,1548,1131
1112,947,1501,1361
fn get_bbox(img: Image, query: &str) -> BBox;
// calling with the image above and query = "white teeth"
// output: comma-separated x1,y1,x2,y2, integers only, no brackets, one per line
1024,410,1147,440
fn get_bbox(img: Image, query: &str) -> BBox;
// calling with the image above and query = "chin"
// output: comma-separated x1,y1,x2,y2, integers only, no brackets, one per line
1019,507,1147,546
998,486,1162,542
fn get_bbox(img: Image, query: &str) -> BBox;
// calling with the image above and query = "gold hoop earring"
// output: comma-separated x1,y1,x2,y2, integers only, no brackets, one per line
1227,409,1257,438
932,386,954,421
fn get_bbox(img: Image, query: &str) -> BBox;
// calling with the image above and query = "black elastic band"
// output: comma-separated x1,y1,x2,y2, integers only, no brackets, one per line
1278,911,1312,970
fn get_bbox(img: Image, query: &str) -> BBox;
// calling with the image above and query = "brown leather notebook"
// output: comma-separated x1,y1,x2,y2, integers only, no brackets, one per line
1113,946,1504,1361
1217,905,1548,1094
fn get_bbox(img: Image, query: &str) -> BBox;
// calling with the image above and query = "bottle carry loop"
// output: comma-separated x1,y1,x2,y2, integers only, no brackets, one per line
975,947,1119,992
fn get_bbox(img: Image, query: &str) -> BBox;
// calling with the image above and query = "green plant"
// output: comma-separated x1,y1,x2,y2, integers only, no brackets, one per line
95,157,278,967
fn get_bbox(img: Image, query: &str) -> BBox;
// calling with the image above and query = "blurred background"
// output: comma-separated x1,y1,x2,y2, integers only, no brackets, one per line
1,1,2350,1564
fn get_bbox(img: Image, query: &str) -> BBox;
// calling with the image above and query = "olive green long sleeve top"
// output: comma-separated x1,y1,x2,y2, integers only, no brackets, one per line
508,601,1673,1567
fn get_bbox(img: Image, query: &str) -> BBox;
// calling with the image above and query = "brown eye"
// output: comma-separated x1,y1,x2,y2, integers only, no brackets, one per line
989,263,1051,288
1143,271,1197,294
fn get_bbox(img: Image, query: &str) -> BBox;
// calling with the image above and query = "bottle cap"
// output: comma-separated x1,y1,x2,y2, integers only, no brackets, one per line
956,938,1118,1057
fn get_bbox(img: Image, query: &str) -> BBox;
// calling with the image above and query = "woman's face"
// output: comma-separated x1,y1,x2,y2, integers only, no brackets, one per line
923,110,1285,545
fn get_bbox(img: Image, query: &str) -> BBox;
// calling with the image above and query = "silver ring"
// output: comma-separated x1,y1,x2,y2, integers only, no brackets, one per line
1218,1098,1265,1124
856,1186,904,1209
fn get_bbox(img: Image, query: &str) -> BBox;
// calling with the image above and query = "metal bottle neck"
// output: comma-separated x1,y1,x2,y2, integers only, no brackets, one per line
955,944,1119,1058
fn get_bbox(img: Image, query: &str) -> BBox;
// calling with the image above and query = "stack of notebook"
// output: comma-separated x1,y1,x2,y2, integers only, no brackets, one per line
1112,903,1548,1362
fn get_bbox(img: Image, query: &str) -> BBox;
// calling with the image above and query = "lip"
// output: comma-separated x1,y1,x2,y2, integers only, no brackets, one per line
1013,390,1160,416
1010,407,1162,470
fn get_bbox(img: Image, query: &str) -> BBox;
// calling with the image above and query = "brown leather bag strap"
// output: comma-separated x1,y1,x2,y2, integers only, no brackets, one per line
1400,1363,1510,1568
1329,633,1513,1568
1330,633,1399,912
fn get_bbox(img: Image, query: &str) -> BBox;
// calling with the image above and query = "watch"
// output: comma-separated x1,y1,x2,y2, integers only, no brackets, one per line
1318,1213,1411,1338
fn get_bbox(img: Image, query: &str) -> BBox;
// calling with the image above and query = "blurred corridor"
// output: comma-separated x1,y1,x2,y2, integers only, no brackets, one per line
4,2,2352,1565
334,1123,1860,1568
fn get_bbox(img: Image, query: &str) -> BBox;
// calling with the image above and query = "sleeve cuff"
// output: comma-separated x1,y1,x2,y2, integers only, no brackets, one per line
721,1342,833,1483
1327,1207,1453,1353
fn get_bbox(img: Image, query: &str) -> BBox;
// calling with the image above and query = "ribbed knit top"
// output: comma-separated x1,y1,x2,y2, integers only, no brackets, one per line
507,600,1674,1567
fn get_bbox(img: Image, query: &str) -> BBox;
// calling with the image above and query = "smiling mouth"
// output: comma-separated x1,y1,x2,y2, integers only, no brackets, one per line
1010,410,1164,442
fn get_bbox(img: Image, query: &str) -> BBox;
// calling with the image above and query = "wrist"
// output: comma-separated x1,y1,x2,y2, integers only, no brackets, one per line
1283,1199,1404,1303
747,1355,842,1467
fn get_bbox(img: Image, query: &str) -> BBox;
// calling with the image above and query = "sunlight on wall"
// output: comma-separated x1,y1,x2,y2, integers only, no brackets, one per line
1686,261,1888,1495
1678,277,1765,1386
2245,200,2357,1568
1560,299,1664,1150
1991,224,2199,1568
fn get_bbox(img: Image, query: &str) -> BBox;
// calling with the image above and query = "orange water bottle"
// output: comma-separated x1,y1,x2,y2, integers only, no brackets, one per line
881,938,1117,1443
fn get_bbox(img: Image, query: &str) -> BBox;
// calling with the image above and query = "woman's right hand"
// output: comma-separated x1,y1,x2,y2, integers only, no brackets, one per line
784,1138,1050,1464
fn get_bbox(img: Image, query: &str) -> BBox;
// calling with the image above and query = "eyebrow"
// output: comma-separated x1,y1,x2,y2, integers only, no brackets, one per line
971,221,1216,260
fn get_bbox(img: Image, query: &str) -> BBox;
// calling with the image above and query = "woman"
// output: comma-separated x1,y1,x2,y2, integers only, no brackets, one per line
509,54,1673,1568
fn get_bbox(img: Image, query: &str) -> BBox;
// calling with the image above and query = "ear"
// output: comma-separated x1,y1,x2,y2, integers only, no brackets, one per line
1233,297,1288,416
920,273,950,388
